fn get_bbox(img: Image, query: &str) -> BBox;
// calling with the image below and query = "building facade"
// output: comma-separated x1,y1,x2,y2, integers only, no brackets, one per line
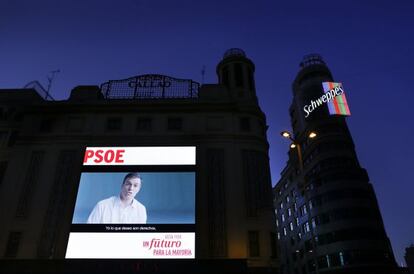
273,54,397,274
405,245,414,274
0,49,277,269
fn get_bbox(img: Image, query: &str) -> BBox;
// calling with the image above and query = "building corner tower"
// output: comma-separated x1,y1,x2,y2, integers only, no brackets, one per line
273,54,397,274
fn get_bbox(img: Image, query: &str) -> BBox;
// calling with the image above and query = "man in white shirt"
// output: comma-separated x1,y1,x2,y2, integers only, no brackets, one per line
87,173,147,224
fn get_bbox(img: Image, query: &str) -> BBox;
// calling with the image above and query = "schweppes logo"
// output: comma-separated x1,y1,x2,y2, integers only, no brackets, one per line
303,82,351,118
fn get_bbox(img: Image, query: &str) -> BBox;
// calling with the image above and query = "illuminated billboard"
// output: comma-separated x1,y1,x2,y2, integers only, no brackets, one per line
303,82,351,118
65,146,196,259
322,82,351,116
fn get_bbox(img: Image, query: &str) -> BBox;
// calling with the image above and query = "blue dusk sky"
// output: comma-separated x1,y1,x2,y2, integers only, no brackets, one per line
1,0,413,265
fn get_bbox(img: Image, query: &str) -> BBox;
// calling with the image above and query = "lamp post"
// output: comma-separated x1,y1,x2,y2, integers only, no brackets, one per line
280,130,319,274
280,130,316,176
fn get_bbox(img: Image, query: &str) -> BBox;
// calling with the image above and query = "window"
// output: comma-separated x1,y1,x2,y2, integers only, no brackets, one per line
167,117,183,131
281,214,285,222
280,202,284,209
288,208,292,217
300,205,307,216
309,200,313,210
234,63,243,87
0,131,8,146
303,222,310,233
39,118,54,133
240,117,250,132
222,65,229,88
293,202,297,212
270,233,277,258
106,117,122,131
289,222,294,231
248,231,260,257
16,151,44,217
276,219,279,227
66,117,84,132
274,208,278,215
311,217,317,228
296,217,300,226
4,231,22,258
283,227,287,236
0,161,7,185
277,232,280,240
286,195,290,203
136,117,152,132
339,251,345,266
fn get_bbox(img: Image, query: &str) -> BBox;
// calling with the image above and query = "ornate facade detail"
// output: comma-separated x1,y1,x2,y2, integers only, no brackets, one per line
243,150,273,217
37,150,76,258
101,74,199,99
206,148,227,257
16,151,45,217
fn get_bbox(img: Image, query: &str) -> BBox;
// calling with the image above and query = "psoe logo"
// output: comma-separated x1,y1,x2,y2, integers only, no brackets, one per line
303,82,351,118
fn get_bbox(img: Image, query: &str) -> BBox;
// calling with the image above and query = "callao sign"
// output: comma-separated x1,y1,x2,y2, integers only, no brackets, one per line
303,82,351,118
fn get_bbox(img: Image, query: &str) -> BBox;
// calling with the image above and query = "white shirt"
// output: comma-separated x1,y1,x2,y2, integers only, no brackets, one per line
87,196,147,224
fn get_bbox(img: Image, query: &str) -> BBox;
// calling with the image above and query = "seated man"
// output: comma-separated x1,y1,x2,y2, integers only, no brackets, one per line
87,172,147,224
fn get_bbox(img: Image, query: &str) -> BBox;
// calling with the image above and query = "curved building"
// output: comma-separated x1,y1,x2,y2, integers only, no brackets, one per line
273,54,397,274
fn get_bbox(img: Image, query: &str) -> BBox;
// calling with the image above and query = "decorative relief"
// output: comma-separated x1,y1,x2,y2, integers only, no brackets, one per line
37,150,76,258
206,148,227,257
16,151,45,217
243,150,273,217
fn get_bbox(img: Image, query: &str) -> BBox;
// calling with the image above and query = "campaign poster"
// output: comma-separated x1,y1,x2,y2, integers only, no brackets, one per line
65,146,196,259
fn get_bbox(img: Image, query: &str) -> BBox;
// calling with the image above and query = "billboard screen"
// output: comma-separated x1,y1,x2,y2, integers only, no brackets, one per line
65,146,196,259
322,82,351,116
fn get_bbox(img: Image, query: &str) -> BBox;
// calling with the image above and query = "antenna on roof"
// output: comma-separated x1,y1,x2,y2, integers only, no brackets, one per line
46,69,60,98
201,65,206,84
23,68,60,101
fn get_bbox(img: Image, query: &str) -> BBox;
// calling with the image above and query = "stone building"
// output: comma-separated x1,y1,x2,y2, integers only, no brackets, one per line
0,49,277,270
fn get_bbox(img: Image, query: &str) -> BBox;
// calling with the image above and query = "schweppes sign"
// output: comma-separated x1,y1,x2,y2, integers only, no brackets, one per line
303,82,351,118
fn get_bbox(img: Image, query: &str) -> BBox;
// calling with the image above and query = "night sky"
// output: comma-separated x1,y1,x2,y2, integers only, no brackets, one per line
1,0,413,265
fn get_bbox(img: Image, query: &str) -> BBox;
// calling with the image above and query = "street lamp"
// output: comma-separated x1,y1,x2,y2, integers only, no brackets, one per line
280,130,319,274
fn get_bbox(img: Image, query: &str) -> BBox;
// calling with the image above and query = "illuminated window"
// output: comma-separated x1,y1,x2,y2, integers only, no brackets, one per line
281,214,285,222
303,222,310,233
288,208,292,217
283,227,287,236
339,252,345,266
311,218,317,228
276,219,279,227
300,205,308,216
289,222,294,231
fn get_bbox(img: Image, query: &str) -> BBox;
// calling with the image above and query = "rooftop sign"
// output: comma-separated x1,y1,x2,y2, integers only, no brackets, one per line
303,82,351,118
101,74,199,99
